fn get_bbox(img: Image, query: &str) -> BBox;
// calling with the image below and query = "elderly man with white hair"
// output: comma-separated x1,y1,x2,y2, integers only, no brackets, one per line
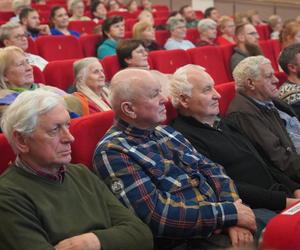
196,18,218,46
93,68,259,249
169,63,300,212
0,89,153,250
225,55,300,183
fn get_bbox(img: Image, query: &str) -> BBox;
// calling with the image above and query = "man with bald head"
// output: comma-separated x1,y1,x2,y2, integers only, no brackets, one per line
169,64,300,212
93,68,257,249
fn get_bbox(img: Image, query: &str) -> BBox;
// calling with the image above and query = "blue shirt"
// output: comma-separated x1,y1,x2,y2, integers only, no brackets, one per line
93,119,238,238
97,39,117,59
50,28,80,38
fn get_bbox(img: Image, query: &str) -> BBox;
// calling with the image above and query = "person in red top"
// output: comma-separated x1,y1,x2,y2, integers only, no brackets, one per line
217,15,236,45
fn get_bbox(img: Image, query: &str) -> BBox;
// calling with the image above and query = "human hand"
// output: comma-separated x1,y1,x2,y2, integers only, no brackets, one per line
54,233,101,250
286,198,300,208
234,199,256,232
293,189,300,199
38,24,50,35
227,226,254,247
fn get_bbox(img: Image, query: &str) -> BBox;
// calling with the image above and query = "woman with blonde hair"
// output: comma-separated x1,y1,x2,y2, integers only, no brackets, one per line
132,21,160,51
72,57,111,114
280,20,300,49
217,16,236,45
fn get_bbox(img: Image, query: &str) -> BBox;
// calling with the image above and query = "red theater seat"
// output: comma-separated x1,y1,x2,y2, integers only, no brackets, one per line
187,46,230,84
220,44,235,81
79,34,101,57
101,55,121,81
36,35,84,61
70,111,114,169
186,28,199,45
149,49,191,74
0,11,14,22
259,40,279,71
155,30,169,47
215,81,236,117
43,59,76,91
68,20,97,34
256,24,271,41
26,38,38,55
32,65,45,84
0,134,15,175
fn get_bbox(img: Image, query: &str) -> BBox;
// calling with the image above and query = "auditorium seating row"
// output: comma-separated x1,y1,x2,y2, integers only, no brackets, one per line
30,39,284,92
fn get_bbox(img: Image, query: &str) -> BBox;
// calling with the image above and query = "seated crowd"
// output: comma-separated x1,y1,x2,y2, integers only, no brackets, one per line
1,1,300,250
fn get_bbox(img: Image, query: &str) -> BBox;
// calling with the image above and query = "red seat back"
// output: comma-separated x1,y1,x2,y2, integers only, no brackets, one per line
220,44,235,81
43,59,76,91
70,111,114,169
256,24,271,41
0,134,15,175
36,35,84,61
32,65,45,84
259,40,279,71
186,28,199,45
26,38,38,55
155,30,169,47
0,11,14,22
68,20,97,34
79,34,101,57
271,39,281,61
215,81,236,117
149,49,191,74
187,46,230,84
101,55,121,81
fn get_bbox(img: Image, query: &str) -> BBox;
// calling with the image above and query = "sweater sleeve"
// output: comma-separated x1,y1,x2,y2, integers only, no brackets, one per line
92,180,153,250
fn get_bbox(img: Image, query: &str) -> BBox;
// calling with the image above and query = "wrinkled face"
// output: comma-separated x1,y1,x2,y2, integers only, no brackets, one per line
72,1,85,17
126,45,149,68
184,69,220,122
25,11,40,29
5,26,28,51
172,23,187,40
210,9,220,22
141,26,155,40
131,72,167,128
52,7,69,29
94,3,107,18
183,6,195,20
22,103,74,170
222,20,235,36
107,21,125,40
243,24,259,45
85,61,106,93
202,26,217,40
4,51,34,88
251,63,279,101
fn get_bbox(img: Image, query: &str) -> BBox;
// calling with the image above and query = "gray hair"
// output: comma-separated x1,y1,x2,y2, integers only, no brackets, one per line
197,18,217,33
73,57,99,85
0,21,22,42
170,64,205,108
1,89,64,151
233,56,271,92
166,16,186,31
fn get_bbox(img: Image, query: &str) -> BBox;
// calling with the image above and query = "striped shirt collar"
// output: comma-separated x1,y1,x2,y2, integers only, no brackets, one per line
15,156,66,183
115,118,156,138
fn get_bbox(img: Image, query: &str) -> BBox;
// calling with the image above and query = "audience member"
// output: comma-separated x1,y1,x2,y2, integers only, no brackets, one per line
132,21,160,51
0,46,84,120
10,0,31,23
93,68,275,249
196,18,218,46
0,22,48,71
230,23,262,71
169,64,300,211
137,10,154,26
90,1,107,23
226,56,300,182
68,0,91,21
72,57,111,114
247,10,264,26
108,0,125,12
164,17,195,50
217,16,236,45
117,39,169,96
127,0,138,13
50,6,80,37
204,7,220,22
179,5,199,28
280,21,300,49
268,15,283,40
19,7,51,39
0,89,153,250
141,0,153,12
97,16,124,59
234,12,249,25
278,43,300,118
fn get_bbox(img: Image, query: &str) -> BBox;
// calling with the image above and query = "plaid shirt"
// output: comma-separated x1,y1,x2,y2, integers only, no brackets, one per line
93,119,239,239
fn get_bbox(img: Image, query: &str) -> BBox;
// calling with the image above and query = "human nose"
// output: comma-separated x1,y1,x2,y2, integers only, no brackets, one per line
61,126,75,143
213,88,221,99
272,74,279,85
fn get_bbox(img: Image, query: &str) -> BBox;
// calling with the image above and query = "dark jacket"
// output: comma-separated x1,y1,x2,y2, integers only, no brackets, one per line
171,114,300,211
225,92,300,183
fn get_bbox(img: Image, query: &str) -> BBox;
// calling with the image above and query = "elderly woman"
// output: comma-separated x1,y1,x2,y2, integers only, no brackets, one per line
217,16,236,45
0,46,83,120
97,16,125,59
196,18,218,46
50,5,80,37
68,0,91,21
72,57,111,114
117,39,170,96
164,16,195,50
132,21,160,51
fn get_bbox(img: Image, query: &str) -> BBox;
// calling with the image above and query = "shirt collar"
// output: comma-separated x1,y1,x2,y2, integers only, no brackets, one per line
116,118,156,138
15,156,66,183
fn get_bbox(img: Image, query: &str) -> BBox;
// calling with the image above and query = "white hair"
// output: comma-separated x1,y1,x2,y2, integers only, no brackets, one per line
233,56,271,92
197,18,217,33
1,89,64,151
170,64,205,108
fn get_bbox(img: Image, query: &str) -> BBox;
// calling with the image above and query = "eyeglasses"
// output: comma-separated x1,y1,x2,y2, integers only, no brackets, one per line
11,33,29,40
247,31,259,36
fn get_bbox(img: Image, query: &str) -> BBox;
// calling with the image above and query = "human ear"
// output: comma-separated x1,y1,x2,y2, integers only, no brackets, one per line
121,101,136,119
178,94,190,109
13,131,30,153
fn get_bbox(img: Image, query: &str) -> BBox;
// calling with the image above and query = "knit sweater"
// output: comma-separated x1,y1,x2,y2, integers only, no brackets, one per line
0,164,153,250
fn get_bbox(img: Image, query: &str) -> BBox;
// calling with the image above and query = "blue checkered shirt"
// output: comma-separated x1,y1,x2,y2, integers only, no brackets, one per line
93,119,239,239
